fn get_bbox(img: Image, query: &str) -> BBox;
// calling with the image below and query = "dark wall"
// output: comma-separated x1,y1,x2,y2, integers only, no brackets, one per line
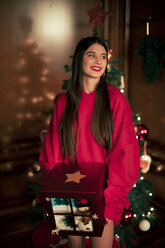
0,0,100,145
129,0,165,144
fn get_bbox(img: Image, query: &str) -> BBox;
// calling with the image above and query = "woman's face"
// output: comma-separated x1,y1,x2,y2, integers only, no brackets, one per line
82,43,107,82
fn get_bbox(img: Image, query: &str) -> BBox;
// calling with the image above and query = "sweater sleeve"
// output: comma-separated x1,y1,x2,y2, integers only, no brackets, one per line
104,90,140,225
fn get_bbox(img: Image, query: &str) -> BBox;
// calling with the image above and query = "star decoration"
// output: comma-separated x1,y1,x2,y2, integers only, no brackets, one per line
45,197,50,201
87,3,110,28
92,213,99,220
51,228,60,235
65,170,87,184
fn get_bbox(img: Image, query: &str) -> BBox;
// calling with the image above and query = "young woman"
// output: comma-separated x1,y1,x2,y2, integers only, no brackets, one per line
39,37,140,248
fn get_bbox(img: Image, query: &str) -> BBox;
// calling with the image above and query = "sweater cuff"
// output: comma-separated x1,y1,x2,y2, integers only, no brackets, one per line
104,204,123,226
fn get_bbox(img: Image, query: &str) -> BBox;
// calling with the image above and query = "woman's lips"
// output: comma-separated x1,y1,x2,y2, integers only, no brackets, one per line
90,66,102,72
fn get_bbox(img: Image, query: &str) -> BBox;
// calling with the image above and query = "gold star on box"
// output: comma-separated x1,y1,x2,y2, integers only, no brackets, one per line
92,213,99,220
65,170,87,184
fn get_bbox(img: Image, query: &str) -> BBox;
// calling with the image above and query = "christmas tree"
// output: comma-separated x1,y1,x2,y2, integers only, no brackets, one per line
27,3,162,248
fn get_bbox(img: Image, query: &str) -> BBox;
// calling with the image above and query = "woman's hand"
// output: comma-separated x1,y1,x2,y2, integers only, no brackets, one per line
105,218,113,225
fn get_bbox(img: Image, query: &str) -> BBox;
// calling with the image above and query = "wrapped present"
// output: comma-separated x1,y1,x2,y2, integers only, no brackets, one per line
41,163,107,237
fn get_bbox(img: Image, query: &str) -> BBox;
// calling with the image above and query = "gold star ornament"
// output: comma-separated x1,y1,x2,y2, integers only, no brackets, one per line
65,170,87,184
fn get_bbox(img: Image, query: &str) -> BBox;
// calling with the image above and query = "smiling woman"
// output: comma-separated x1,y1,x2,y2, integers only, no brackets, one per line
83,43,108,93
36,37,140,248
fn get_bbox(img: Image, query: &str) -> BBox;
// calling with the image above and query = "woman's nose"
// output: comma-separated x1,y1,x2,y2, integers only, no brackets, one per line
95,56,101,64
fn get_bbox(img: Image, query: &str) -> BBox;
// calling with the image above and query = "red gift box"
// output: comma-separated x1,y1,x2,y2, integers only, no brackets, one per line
41,163,107,237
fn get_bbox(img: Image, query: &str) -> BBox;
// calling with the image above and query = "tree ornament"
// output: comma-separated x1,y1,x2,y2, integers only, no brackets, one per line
33,162,41,173
140,141,152,173
140,155,152,173
139,219,151,231
136,123,149,140
87,3,109,28
108,49,113,61
115,234,120,243
120,208,134,226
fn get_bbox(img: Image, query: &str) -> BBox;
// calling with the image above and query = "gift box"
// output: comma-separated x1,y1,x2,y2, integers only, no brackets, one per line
41,163,107,237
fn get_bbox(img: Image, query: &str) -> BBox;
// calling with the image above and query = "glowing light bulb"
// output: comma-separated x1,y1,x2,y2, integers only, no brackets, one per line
20,77,29,84
25,113,32,119
42,68,49,75
25,38,34,45
32,97,38,103
19,59,26,66
45,92,55,100
157,164,163,171
16,113,24,119
40,76,47,82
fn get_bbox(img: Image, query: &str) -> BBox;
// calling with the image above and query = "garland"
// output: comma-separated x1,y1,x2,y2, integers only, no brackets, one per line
136,35,165,83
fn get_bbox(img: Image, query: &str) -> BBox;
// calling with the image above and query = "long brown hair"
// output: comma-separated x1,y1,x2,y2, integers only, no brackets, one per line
59,37,113,163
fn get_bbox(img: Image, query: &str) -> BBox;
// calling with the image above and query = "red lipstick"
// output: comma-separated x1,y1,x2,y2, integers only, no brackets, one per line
90,66,102,72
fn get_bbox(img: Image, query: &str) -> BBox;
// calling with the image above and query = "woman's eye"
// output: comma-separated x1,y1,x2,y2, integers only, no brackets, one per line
102,55,107,59
88,54,95,58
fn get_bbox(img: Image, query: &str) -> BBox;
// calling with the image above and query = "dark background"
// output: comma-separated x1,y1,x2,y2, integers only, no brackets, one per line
0,0,165,247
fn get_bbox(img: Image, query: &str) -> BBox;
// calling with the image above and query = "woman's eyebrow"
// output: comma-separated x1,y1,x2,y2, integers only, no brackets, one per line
86,51,107,55
86,51,96,54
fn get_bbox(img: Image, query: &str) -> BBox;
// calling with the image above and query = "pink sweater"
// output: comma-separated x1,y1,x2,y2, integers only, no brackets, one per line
39,85,140,225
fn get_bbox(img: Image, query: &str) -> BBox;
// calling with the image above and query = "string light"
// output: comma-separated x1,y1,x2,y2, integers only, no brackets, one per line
16,113,24,119
20,76,29,84
150,207,154,211
133,184,136,187
22,89,29,94
149,193,152,196
25,113,32,119
42,68,49,75
142,214,145,217
45,92,55,100
19,59,26,66
140,176,144,180
32,97,39,103
157,164,163,171
40,76,47,81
